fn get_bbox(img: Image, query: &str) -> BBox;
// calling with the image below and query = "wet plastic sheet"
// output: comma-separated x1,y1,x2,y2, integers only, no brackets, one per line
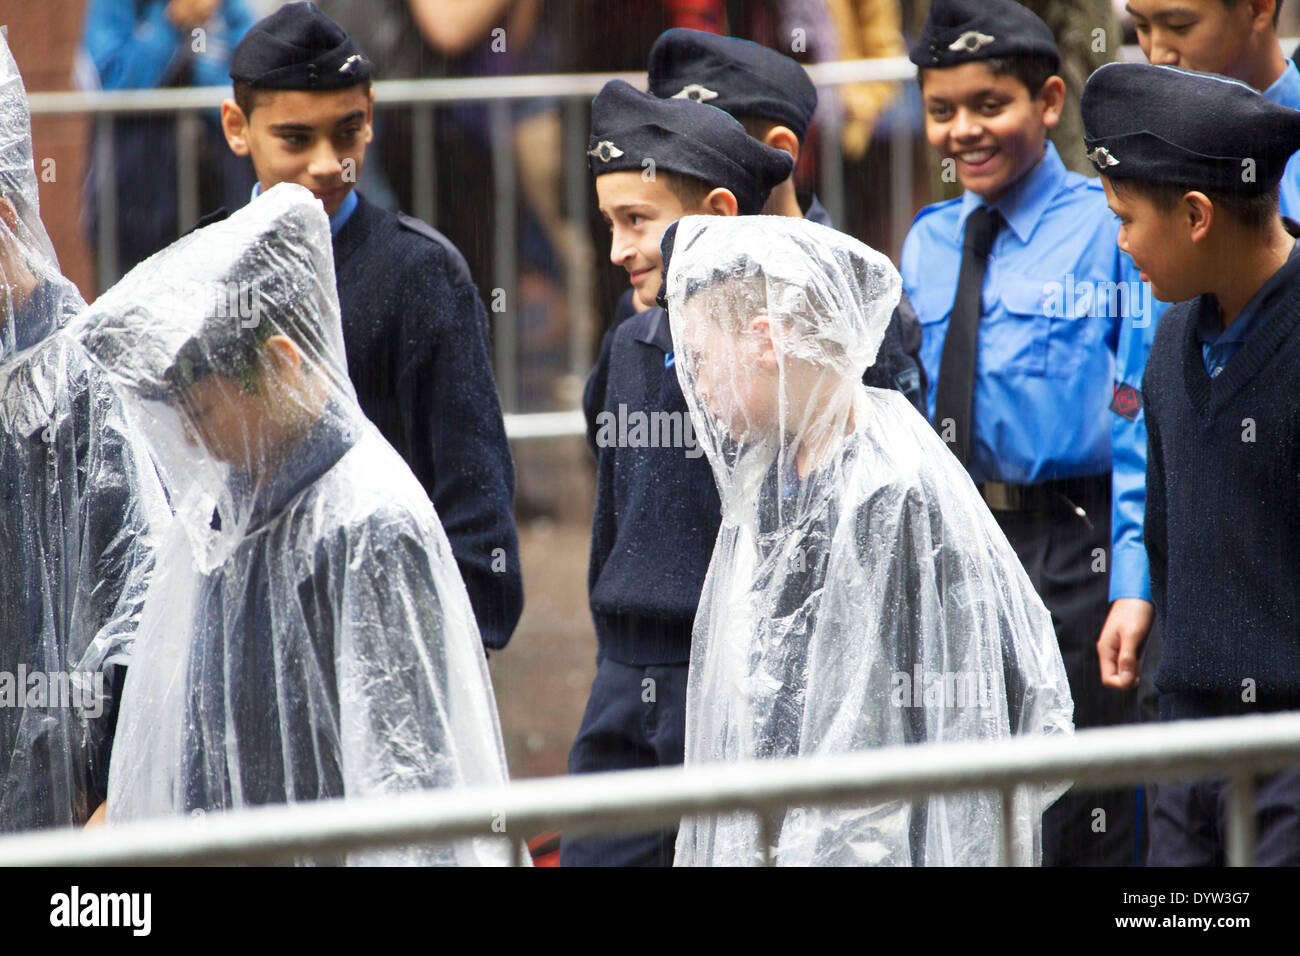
664,215,1073,866
73,183,514,864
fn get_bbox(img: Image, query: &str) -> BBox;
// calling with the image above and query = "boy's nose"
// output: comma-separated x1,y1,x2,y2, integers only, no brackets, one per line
609,231,636,268
951,108,983,141
307,143,344,180
1149,39,1180,67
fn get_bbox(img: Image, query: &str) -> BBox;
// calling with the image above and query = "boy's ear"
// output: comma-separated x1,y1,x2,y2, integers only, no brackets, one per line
1250,0,1278,32
222,99,252,157
263,334,304,373
703,188,740,217
761,125,801,166
1037,75,1067,130
749,314,780,373
365,87,376,147
1184,191,1214,243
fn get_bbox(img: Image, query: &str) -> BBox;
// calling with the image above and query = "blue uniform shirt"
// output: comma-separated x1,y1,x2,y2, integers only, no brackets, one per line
1264,59,1300,219
252,183,358,235
901,141,1163,602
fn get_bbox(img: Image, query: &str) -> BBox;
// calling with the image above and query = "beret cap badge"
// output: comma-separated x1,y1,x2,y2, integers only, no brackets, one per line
587,140,626,163
948,31,995,53
671,83,720,104
1087,146,1120,168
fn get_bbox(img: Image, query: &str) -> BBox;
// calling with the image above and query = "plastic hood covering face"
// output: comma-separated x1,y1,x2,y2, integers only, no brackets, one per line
0,32,165,832
664,215,1074,866
71,183,515,865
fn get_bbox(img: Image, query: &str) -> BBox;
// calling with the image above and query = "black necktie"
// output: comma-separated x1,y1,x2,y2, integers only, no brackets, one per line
934,206,1002,469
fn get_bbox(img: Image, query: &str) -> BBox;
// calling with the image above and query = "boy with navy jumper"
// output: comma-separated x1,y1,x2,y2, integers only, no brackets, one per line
565,79,792,867
1085,61,1300,865
901,0,1164,865
1103,1,1300,689
206,2,522,650
628,28,926,414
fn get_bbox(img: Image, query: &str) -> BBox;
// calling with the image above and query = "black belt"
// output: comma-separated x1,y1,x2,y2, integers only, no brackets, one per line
977,474,1109,517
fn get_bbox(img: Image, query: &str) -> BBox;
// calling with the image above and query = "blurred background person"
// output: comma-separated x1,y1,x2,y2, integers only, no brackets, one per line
79,0,257,277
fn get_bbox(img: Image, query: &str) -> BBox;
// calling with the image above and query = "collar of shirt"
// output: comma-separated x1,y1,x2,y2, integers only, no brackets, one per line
1196,230,1300,368
1264,59,1300,111
954,140,1066,245
250,183,359,236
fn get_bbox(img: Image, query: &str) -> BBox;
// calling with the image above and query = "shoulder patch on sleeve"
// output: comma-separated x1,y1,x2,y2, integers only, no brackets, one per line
397,212,473,286
1110,380,1143,421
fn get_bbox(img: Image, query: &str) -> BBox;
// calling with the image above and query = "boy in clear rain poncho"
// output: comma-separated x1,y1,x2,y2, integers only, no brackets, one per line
71,182,514,865
0,32,164,832
664,216,1074,866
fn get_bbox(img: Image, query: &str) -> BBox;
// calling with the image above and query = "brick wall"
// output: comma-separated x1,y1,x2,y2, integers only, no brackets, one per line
7,1,95,299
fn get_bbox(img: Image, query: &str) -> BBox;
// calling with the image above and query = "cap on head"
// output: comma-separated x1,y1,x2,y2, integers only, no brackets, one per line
910,0,1060,73
1082,61,1300,196
230,1,372,91
588,79,794,216
647,28,817,142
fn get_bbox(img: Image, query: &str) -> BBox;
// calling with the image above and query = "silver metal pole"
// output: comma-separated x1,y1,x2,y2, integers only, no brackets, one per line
93,112,118,290
1226,772,1256,867
175,111,201,236
564,95,595,390
411,103,436,226
489,99,518,413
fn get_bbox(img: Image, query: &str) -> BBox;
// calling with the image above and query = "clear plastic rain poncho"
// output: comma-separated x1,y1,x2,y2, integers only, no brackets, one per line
71,183,514,865
664,215,1074,866
0,31,164,831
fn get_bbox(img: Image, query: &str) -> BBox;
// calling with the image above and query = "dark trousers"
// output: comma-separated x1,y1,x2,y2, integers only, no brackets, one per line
1149,770,1300,866
561,656,688,867
993,478,1149,866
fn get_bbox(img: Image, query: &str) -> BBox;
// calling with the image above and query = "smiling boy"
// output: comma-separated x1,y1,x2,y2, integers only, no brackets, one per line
900,0,1163,866
567,79,791,866
1084,61,1300,865
207,1,522,651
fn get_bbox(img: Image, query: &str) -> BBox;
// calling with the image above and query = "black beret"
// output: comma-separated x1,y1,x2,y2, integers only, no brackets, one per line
1082,62,1300,196
909,0,1059,73
647,29,817,142
587,79,793,216
230,1,372,91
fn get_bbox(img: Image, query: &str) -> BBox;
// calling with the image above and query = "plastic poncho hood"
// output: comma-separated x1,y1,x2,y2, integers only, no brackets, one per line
664,215,1074,866
0,30,164,831
71,184,515,864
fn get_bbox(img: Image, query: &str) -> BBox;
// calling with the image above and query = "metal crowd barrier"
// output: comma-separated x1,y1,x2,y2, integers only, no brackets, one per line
1,712,1298,867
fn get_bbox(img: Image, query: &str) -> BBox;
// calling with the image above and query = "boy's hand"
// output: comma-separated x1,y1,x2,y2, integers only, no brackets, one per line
166,0,220,30
85,802,107,828
1097,598,1154,690
0,198,38,320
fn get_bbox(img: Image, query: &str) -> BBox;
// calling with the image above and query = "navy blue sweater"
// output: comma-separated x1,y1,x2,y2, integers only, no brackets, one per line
1143,247,1300,719
332,195,523,650
584,306,720,664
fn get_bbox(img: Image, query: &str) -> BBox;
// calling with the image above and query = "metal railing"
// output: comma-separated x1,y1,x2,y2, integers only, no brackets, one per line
1,712,1298,867
29,58,920,428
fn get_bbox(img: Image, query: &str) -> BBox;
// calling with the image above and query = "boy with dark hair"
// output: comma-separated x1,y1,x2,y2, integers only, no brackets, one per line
901,0,1164,866
208,1,522,651
77,184,515,865
1085,61,1300,865
1102,1,1299,688
640,27,927,414
565,79,792,866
